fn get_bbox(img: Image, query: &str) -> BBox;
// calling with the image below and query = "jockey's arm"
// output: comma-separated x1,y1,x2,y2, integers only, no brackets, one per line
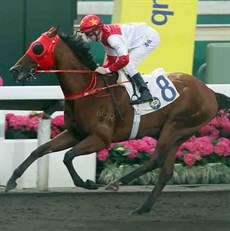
102,55,117,69
103,35,130,73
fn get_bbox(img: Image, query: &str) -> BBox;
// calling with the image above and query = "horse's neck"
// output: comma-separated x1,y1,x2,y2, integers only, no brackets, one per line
54,52,92,94
57,72,92,95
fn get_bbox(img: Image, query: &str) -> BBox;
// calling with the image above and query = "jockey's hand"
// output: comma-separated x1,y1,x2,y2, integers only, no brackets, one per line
95,66,107,75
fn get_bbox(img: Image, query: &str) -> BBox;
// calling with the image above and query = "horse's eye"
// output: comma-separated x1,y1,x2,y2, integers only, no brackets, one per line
32,43,44,55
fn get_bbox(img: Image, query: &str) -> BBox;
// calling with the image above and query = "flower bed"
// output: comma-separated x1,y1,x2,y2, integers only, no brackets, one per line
97,110,230,168
5,112,65,139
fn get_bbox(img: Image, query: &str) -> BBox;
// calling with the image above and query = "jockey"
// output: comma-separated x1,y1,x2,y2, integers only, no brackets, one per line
80,14,160,105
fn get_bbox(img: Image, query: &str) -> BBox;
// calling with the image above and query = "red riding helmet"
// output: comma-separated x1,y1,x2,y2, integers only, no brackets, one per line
80,14,103,33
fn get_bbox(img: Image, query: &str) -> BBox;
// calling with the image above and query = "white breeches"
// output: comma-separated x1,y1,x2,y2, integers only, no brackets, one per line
123,28,160,77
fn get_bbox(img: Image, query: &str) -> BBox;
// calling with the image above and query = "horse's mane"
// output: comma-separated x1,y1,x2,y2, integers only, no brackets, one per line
59,32,98,71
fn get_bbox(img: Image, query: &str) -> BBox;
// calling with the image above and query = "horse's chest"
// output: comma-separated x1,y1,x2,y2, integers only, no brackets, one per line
64,108,91,135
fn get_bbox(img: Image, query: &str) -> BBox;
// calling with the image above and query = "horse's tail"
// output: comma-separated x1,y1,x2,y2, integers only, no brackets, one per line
214,92,230,110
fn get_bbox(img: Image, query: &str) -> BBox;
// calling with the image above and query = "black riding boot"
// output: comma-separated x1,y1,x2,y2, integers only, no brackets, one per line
131,73,152,105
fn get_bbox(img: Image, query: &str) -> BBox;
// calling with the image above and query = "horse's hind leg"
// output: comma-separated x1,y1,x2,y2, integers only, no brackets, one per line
105,145,167,191
5,130,77,192
130,146,178,215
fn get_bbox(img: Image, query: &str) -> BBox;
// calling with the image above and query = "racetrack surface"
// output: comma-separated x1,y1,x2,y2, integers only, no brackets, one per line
0,189,229,231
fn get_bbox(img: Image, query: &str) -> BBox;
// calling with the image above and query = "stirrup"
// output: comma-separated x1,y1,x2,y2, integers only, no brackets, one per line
131,93,153,105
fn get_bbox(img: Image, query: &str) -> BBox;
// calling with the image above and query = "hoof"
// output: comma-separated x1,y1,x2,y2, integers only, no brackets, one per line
105,181,120,191
84,179,98,190
5,180,17,192
129,207,151,215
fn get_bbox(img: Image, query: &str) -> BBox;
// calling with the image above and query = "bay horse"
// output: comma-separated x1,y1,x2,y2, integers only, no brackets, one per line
7,27,229,215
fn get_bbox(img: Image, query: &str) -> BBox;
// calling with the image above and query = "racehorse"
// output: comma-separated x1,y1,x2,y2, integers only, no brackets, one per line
7,27,229,215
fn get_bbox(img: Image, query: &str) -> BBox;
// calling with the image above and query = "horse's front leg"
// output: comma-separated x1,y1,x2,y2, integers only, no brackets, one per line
5,130,77,192
63,133,109,190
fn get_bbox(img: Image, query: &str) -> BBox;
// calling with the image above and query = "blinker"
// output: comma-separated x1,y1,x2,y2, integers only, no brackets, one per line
32,43,44,55
26,32,60,70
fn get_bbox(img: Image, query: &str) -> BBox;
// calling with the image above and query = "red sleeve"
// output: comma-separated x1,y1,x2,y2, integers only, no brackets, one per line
102,55,117,68
107,55,130,72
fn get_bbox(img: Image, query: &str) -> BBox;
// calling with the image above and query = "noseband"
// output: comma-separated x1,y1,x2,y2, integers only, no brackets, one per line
26,32,60,70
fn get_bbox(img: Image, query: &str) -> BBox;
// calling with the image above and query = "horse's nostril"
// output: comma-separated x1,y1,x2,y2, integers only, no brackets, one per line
10,69,19,78
11,69,18,74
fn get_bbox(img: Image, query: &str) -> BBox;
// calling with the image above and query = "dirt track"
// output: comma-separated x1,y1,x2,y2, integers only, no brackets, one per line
0,190,230,231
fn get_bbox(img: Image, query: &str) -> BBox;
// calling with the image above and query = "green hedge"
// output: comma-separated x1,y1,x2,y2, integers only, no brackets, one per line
98,163,230,185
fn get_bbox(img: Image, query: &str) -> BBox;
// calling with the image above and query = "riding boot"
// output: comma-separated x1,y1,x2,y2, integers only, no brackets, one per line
131,73,152,105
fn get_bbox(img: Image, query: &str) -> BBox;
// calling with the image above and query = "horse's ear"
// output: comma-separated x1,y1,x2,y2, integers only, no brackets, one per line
56,25,60,33
48,26,60,37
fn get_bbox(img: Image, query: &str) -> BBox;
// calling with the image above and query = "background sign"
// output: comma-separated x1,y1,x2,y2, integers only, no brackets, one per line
112,0,198,74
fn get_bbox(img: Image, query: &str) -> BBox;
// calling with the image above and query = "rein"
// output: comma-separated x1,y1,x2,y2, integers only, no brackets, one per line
35,70,94,73
35,69,129,100
29,31,129,120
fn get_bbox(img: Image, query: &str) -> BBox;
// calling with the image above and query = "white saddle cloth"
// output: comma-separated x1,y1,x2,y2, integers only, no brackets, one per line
117,67,180,116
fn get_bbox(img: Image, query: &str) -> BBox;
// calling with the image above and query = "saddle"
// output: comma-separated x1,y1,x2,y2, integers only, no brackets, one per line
116,68,180,114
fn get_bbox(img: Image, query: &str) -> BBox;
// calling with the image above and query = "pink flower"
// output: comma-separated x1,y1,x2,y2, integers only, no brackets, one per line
199,125,212,136
127,148,138,159
179,136,197,153
222,123,230,132
142,136,157,148
148,147,156,155
176,150,183,158
210,117,222,128
6,113,15,120
52,115,64,127
198,125,219,138
122,142,138,158
97,149,109,161
8,115,29,129
137,141,150,153
108,143,115,151
209,126,220,138
0,77,3,86
209,112,230,132
26,116,40,131
195,136,214,156
127,140,140,150
183,153,201,167
51,127,60,138
179,136,214,156
214,138,230,156
122,137,157,155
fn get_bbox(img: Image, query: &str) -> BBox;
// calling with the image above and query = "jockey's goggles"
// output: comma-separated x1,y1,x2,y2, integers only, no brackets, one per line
85,31,95,37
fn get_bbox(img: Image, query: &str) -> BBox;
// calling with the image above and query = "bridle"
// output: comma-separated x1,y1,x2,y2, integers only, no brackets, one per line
25,31,129,100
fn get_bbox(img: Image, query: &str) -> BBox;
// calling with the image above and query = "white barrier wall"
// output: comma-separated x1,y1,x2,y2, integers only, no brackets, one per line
0,85,229,189
1,139,96,189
